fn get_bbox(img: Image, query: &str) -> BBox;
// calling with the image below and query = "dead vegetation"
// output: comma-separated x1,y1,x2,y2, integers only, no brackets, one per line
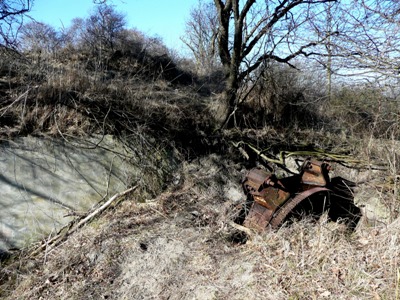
1,152,399,299
1,25,400,299
0,46,214,146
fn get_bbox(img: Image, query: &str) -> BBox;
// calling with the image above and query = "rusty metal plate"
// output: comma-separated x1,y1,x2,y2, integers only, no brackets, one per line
243,168,271,194
254,186,290,210
243,202,274,231
301,161,329,186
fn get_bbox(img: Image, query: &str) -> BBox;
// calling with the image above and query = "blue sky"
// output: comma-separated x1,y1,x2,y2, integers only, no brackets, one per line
28,0,199,53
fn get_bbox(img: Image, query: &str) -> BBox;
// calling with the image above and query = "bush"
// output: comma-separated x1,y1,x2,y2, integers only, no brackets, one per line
235,63,328,129
329,85,400,138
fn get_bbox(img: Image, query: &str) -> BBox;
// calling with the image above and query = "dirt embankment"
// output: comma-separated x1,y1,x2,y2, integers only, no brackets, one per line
1,47,399,300
1,150,399,300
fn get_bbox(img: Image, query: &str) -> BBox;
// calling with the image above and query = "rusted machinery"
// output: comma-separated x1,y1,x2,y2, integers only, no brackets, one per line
241,158,361,231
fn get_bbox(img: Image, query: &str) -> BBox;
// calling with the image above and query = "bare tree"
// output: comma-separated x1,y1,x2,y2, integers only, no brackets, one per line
212,0,338,128
181,0,220,76
19,21,59,55
61,17,86,49
81,4,126,55
0,0,32,47
334,0,400,80
305,1,342,101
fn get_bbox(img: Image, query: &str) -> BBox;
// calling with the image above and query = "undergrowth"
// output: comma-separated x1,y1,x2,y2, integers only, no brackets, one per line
0,36,400,299
1,151,399,299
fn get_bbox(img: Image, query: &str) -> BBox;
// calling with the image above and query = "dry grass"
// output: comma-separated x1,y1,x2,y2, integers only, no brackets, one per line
0,47,213,144
1,147,400,299
1,42,400,300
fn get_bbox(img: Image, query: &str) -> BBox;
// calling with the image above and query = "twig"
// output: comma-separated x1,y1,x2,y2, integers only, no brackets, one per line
104,154,116,199
30,186,137,256
72,185,137,232
0,88,30,117
231,141,283,164
231,140,384,169
227,220,253,237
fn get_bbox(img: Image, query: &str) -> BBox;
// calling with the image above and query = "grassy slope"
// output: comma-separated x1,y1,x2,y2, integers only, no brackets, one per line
0,49,400,299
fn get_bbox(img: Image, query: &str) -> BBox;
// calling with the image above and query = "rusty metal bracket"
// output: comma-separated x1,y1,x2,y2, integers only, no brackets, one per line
300,159,331,187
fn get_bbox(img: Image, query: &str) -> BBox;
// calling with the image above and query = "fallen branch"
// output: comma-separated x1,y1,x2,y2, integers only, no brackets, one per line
231,141,282,164
30,186,138,256
231,140,384,169
71,185,137,232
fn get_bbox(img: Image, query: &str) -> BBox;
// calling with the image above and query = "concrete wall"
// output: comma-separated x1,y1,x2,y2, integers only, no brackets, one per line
0,135,140,253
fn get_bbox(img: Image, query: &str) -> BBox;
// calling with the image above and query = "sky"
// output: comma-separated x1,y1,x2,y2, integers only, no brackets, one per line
28,0,199,53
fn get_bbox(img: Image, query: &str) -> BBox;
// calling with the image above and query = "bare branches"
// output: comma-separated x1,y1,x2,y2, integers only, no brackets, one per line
181,1,220,75
209,0,339,128
334,0,400,80
0,0,31,20
0,0,32,47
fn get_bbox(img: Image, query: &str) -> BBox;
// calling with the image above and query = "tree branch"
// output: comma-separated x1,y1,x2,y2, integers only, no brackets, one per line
239,31,339,81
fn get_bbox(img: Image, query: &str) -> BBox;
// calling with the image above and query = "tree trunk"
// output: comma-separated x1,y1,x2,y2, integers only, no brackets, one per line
221,68,240,129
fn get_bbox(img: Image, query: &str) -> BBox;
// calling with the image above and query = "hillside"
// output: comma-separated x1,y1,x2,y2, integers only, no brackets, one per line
0,44,399,300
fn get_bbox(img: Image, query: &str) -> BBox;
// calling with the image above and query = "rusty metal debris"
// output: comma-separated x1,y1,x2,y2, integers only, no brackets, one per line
240,158,361,231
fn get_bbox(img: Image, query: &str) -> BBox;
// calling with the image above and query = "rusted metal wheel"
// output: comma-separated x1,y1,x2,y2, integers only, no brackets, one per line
269,187,330,229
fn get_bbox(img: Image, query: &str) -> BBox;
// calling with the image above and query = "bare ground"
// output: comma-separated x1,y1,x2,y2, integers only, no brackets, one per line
1,152,399,300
